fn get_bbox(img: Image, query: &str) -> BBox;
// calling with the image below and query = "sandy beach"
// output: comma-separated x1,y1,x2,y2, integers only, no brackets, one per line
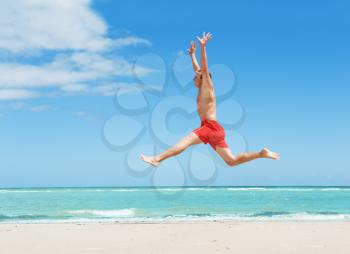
1,221,349,254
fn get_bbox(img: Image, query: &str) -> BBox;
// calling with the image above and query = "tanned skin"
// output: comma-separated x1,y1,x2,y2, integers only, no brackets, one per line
141,32,279,167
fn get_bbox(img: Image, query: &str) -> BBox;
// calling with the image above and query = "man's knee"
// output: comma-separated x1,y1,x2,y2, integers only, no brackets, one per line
225,157,237,167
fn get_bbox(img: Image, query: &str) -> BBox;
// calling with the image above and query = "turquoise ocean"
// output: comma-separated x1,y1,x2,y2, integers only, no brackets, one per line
1,187,349,223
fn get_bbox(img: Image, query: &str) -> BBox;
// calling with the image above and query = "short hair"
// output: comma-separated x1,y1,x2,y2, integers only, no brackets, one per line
194,71,212,80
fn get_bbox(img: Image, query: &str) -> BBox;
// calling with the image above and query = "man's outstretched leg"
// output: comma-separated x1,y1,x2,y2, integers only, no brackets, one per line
141,133,202,167
216,147,280,167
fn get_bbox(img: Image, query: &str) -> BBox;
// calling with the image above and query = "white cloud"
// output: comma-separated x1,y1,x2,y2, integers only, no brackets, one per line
0,89,39,100
73,110,97,121
74,111,89,117
0,101,56,112
113,37,151,48
0,0,150,53
1,0,108,53
6,102,27,110
88,82,138,96
0,0,111,53
0,0,153,101
88,82,162,96
61,84,88,93
30,104,56,112
60,82,153,97
0,52,154,89
90,84,118,96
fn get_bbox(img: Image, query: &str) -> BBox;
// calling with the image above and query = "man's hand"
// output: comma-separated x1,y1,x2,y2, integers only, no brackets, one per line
187,41,196,55
196,32,213,47
188,41,200,71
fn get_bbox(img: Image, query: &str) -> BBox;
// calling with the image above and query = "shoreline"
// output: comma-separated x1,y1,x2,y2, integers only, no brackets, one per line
1,214,350,225
1,219,350,225
1,218,350,225
2,219,350,225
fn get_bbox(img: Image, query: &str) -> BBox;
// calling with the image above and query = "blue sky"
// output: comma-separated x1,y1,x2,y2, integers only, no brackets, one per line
0,0,349,187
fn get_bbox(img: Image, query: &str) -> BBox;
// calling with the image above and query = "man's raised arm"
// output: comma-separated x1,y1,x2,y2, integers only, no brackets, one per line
196,32,213,79
187,41,200,72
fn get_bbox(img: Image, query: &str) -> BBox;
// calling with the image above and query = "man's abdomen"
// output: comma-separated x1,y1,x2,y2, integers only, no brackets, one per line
197,87,216,120
197,103,216,121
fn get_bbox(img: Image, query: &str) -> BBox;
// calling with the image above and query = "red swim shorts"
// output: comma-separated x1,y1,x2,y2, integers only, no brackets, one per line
193,119,228,150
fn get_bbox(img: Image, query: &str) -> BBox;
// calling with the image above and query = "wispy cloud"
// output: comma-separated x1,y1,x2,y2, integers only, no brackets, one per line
0,102,57,113
0,102,27,110
0,89,39,100
0,53,154,89
74,111,89,117
73,110,98,122
30,105,56,112
113,37,151,48
0,0,152,101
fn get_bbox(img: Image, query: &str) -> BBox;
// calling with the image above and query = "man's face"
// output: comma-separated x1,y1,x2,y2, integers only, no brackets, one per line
193,70,202,88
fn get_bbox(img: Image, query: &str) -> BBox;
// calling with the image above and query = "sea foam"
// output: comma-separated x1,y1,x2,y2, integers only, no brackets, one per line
67,209,136,217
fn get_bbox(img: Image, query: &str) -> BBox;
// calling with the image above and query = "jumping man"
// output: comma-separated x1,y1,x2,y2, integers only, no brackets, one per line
141,32,279,167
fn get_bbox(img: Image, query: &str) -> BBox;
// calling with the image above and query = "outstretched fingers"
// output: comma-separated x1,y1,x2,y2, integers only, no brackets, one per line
196,32,213,45
206,32,213,40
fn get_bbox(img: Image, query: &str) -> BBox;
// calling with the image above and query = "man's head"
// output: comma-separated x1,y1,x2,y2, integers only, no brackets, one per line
193,70,212,88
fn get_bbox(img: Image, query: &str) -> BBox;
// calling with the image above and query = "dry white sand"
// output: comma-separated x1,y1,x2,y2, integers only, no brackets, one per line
1,221,350,254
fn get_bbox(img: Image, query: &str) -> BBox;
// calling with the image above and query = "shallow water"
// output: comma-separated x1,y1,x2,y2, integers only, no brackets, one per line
0,186,349,223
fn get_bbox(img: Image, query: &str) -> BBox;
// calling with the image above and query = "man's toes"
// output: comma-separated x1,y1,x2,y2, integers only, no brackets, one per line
140,154,146,161
271,152,280,160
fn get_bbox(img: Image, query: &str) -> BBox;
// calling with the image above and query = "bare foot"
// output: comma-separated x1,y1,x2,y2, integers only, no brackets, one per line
260,148,280,160
140,154,160,167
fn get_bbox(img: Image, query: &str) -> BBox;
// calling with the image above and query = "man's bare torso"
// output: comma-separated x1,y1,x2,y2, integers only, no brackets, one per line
197,78,216,121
